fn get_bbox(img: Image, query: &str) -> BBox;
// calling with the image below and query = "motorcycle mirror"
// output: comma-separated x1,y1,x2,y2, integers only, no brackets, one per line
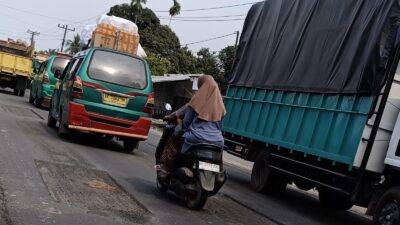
165,103,172,111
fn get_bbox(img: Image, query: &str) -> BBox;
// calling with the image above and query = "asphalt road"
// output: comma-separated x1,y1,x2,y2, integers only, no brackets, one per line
0,89,373,225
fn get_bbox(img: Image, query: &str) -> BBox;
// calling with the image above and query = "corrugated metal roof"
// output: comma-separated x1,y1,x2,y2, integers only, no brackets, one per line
152,74,203,83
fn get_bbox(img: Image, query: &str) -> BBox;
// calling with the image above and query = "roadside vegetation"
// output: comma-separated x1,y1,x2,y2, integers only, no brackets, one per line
109,1,235,92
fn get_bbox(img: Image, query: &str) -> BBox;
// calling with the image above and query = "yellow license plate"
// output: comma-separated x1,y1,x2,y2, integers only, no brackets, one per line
102,93,128,107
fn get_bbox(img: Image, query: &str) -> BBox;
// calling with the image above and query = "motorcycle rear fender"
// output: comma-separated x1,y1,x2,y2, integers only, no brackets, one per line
199,170,216,191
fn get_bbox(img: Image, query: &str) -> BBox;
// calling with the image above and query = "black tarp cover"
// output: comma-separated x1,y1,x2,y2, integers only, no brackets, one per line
230,0,400,94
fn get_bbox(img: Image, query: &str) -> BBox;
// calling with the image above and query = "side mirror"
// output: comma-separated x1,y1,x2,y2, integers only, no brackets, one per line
165,103,172,111
54,69,62,79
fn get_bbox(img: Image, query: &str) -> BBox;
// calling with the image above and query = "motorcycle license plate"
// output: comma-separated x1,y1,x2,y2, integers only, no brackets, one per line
199,161,220,172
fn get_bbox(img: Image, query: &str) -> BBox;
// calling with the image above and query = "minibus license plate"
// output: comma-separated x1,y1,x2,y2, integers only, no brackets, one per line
199,161,220,172
103,93,128,107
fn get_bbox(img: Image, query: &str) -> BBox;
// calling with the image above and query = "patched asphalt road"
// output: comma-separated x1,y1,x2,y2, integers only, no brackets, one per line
0,89,372,225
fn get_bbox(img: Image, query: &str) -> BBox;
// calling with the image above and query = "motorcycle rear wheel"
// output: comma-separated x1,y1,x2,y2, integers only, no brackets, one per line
186,185,208,210
156,176,168,192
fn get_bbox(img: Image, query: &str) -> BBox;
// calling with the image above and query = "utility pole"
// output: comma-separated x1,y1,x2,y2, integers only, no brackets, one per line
58,24,75,52
234,30,240,50
231,31,240,71
27,30,40,46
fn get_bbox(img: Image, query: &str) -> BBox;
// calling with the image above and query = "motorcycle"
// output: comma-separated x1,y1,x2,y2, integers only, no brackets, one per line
155,104,227,210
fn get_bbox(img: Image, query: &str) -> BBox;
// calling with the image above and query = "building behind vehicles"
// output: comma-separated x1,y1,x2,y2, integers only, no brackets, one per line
0,39,33,96
30,53,71,108
48,15,154,153
223,1,400,224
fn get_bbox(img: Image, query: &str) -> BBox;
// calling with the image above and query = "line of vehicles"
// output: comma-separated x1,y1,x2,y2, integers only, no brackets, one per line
2,0,400,223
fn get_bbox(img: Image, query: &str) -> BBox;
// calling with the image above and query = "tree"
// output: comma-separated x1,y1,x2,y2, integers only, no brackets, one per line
131,0,147,23
108,3,197,74
146,53,171,76
65,34,81,55
38,49,57,55
196,48,219,76
169,0,181,26
217,45,236,92
218,45,235,77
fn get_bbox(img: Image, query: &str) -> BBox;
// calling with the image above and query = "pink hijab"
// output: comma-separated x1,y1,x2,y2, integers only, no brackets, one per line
188,75,226,122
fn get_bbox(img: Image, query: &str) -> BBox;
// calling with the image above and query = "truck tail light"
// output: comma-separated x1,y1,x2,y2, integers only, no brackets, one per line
71,76,84,99
42,73,50,84
143,92,154,114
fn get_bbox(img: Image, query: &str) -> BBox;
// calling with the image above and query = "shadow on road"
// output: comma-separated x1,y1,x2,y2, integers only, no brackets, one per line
126,177,187,208
226,169,371,225
0,89,14,96
40,123,129,154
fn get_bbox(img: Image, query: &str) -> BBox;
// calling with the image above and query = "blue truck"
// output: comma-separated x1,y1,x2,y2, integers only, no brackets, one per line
223,1,400,224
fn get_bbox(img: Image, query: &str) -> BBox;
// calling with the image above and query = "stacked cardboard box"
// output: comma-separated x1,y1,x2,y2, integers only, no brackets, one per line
91,23,140,55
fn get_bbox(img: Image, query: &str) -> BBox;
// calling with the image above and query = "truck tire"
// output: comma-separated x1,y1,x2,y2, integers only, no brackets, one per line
15,77,27,97
251,150,287,194
18,89,25,97
318,189,353,210
373,187,400,225
122,139,139,153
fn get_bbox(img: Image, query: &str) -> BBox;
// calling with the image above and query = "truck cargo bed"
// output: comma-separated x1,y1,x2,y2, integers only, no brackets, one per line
223,85,373,165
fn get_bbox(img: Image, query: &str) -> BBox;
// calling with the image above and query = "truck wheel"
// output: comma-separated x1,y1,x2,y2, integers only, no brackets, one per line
122,139,139,153
373,187,400,225
319,189,353,210
18,89,25,97
251,150,287,194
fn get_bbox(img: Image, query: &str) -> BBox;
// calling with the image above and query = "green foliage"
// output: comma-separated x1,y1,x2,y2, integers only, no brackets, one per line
168,0,181,26
195,48,219,75
218,45,235,76
146,53,171,76
108,2,237,93
38,48,57,55
169,0,181,16
216,45,236,92
65,34,81,55
108,4,197,74
131,0,147,23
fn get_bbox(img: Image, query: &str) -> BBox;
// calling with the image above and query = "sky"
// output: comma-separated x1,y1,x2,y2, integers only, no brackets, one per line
0,0,255,54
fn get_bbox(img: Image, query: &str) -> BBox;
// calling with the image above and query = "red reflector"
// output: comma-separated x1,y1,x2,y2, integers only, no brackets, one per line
71,76,84,99
143,92,154,114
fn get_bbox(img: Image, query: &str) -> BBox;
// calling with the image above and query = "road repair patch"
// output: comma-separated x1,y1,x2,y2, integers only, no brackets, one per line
35,160,149,224
204,194,277,225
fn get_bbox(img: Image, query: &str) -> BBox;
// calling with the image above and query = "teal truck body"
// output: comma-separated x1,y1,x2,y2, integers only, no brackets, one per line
223,1,400,224
224,88,373,166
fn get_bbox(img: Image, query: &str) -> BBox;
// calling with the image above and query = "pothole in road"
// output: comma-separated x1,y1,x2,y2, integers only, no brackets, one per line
203,194,277,225
35,160,149,224
0,104,43,120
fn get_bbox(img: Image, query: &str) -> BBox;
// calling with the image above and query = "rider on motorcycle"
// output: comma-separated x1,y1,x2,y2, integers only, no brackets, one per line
156,75,226,177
